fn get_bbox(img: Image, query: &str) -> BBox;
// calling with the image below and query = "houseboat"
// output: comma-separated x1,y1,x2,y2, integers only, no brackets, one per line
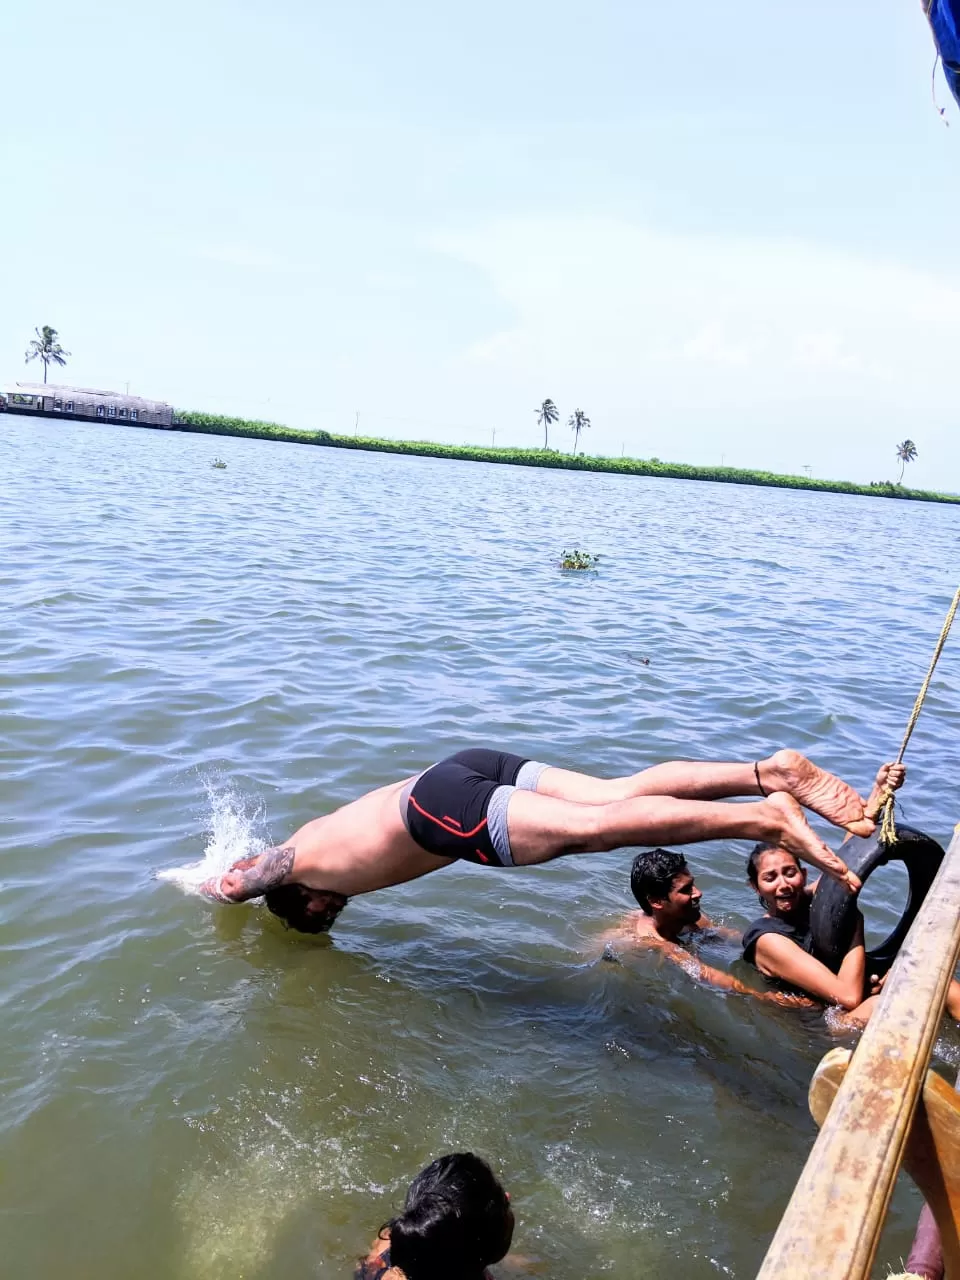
0,382,175,428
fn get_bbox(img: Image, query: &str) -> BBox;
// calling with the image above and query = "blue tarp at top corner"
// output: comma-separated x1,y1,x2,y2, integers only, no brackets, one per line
927,0,960,107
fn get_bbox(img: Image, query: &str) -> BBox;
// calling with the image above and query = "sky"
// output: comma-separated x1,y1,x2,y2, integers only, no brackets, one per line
2,0,959,488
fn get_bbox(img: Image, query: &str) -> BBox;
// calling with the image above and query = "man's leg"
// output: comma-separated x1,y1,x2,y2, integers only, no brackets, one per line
535,749,873,836
506,788,857,886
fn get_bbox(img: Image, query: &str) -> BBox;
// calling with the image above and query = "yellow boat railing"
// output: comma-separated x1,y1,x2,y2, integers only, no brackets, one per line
757,825,960,1279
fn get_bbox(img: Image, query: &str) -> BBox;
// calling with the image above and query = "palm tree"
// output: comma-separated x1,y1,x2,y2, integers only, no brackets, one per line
535,398,559,450
568,408,590,454
895,439,918,484
25,326,71,384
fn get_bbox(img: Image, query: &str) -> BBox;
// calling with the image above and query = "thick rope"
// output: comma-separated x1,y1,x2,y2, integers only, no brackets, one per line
879,585,960,844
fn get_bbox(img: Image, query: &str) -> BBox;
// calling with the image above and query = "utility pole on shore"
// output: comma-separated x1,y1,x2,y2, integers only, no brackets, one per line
355,411,359,436
492,427,496,448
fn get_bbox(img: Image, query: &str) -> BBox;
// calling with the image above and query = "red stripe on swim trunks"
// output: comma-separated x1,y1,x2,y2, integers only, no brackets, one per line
409,795,488,838
442,815,462,828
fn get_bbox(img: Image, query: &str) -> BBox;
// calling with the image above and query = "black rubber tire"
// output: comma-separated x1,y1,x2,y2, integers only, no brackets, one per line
809,824,945,976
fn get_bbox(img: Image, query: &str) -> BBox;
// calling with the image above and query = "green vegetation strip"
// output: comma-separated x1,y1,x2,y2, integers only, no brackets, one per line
175,411,960,505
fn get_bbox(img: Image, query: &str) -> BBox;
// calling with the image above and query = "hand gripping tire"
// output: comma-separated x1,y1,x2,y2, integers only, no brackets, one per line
809,824,945,977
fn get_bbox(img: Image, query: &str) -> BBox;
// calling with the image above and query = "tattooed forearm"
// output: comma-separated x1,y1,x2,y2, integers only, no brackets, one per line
207,845,296,903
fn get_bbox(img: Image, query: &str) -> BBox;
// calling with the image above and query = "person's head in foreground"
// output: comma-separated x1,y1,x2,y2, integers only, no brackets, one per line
263,884,348,934
746,844,808,917
630,848,702,929
371,1152,514,1280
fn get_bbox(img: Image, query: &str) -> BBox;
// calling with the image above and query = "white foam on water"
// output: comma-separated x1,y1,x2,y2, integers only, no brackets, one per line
158,776,268,895
543,1139,653,1236
933,1034,960,1069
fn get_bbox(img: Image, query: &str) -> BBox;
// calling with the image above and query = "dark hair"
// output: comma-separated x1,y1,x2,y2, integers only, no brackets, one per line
746,843,799,888
630,848,688,914
386,1153,513,1280
263,884,347,934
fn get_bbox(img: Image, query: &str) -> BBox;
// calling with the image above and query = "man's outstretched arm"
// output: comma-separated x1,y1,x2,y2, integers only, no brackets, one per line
597,930,813,1008
663,944,813,1007
200,846,296,903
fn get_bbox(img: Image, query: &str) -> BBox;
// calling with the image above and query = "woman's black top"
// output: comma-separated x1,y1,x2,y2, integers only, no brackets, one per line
741,914,816,969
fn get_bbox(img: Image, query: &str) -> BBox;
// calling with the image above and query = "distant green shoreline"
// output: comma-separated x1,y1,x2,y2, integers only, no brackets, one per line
177,410,957,506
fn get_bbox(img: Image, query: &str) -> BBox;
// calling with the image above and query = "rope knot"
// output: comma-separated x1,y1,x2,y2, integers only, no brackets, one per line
879,792,898,847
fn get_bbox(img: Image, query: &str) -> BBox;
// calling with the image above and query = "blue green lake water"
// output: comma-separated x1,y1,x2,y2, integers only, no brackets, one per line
2,416,959,1277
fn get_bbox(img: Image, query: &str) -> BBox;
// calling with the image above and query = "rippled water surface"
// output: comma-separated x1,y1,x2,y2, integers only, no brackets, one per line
2,418,959,1278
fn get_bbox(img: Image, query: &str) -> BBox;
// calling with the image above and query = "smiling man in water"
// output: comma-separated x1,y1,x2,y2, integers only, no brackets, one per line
596,847,813,1007
198,747,875,934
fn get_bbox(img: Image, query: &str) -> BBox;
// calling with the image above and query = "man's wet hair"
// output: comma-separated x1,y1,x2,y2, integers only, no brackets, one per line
385,1152,513,1280
630,848,689,914
263,884,347,934
745,843,799,889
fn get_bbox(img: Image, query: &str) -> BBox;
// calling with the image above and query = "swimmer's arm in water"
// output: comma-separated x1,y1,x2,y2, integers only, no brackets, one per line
656,940,814,1007
601,929,814,1007
754,912,867,1010
200,846,296,903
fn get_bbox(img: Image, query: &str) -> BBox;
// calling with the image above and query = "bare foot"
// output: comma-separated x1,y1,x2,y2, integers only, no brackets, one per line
764,792,861,891
761,749,874,837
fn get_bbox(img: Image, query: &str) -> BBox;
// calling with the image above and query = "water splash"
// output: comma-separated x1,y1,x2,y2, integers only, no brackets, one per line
158,776,268,895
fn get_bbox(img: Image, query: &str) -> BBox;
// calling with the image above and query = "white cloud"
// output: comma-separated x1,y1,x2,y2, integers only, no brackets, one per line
430,216,960,484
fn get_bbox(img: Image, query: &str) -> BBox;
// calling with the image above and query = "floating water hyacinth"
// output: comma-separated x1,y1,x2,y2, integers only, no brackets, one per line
211,457,227,469
559,548,600,571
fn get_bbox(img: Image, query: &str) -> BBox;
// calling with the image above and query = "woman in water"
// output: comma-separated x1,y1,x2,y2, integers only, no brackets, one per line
356,1152,515,1280
742,764,960,1024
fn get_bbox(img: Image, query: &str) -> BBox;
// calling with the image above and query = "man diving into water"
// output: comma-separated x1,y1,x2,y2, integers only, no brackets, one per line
199,748,876,933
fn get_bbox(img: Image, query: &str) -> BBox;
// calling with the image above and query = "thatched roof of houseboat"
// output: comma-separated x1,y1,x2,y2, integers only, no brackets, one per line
4,382,172,411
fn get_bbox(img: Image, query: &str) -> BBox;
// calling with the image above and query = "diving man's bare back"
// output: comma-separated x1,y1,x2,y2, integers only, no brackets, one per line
280,777,446,896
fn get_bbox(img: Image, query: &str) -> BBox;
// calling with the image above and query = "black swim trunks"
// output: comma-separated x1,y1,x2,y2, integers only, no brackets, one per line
401,748,547,867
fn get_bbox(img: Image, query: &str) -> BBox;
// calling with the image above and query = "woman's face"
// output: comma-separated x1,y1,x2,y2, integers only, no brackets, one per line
755,850,807,914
